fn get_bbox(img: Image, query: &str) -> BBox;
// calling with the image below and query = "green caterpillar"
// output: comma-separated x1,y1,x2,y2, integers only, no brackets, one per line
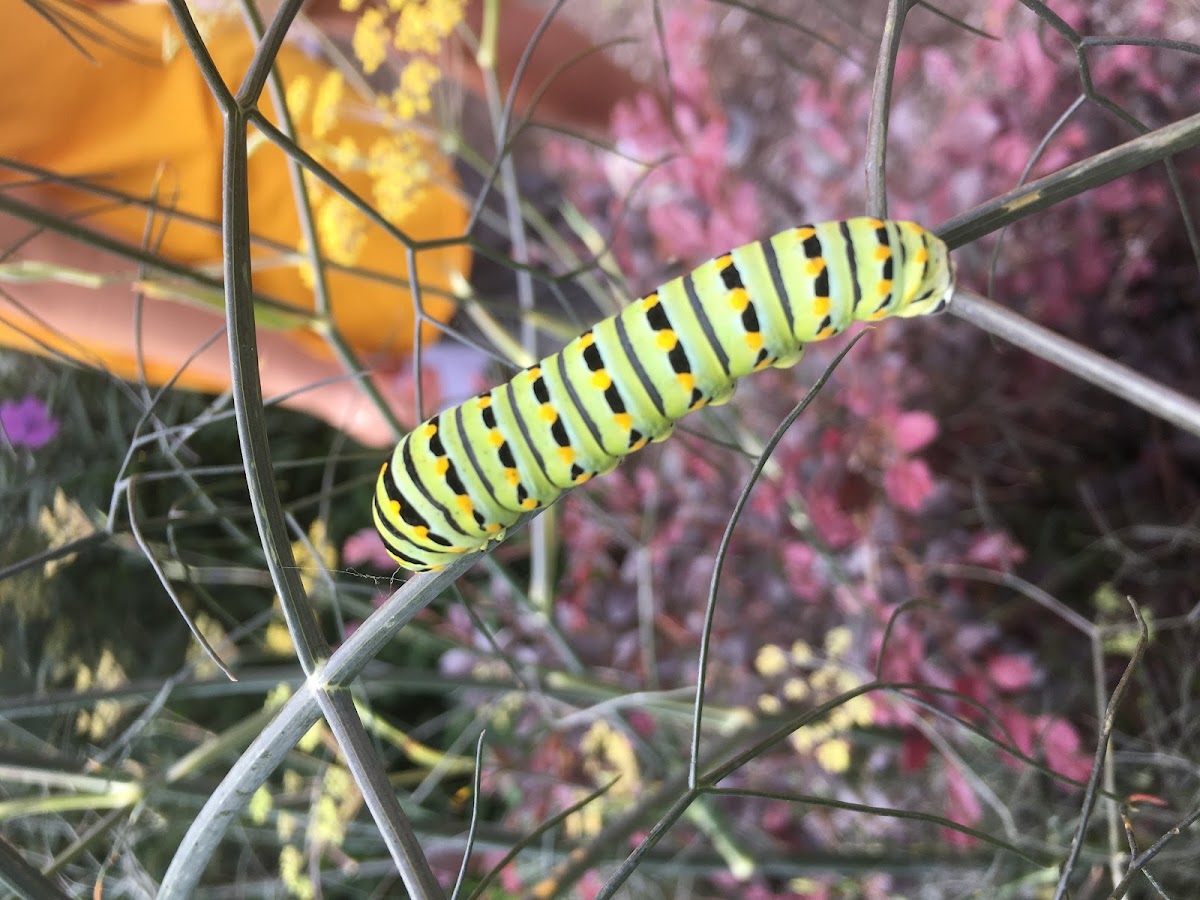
374,218,955,572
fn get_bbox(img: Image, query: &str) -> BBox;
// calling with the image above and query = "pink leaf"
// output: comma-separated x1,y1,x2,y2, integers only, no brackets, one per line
966,531,1027,567
884,458,936,511
901,730,930,772
892,410,939,453
808,490,860,548
943,762,983,847
342,527,395,570
1039,716,1094,782
781,541,823,601
988,653,1037,692
921,47,958,87
999,707,1036,761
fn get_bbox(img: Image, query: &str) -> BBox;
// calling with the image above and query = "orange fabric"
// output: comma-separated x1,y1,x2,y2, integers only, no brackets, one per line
0,1,469,389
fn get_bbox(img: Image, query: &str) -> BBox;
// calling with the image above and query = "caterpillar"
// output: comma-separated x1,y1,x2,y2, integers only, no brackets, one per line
374,218,955,572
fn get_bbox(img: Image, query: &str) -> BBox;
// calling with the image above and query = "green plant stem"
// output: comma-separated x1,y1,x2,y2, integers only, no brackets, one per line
938,110,1200,247
949,290,1200,439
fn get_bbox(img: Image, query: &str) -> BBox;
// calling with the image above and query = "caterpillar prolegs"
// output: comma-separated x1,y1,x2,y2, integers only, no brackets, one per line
374,218,955,572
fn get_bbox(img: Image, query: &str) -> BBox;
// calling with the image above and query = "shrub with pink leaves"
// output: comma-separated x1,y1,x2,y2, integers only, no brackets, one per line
341,0,1200,894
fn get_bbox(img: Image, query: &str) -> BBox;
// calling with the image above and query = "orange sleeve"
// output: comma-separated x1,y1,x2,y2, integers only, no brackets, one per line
0,1,469,387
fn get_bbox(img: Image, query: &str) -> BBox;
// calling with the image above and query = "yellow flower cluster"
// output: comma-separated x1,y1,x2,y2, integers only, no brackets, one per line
367,132,432,223
392,0,467,55
352,6,389,75
282,0,463,281
73,649,127,741
312,765,358,846
255,693,360,899
389,56,441,120
346,0,467,117
752,627,876,774
265,520,338,653
311,70,345,141
37,488,95,578
567,719,642,837
580,719,641,799
278,844,314,900
291,519,338,596
316,195,368,267
285,74,313,122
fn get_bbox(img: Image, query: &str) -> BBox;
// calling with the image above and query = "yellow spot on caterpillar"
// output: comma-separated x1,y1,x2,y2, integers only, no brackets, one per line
539,403,558,423
579,332,595,348
816,326,836,340
812,295,831,316
521,498,538,510
388,500,401,516
430,564,445,572
689,396,708,411
805,258,826,276
558,447,575,465
877,279,893,296
753,356,774,372
655,330,678,351
869,307,890,321
613,412,633,430
455,495,473,512
504,468,520,485
915,247,929,264
642,293,660,310
487,429,505,448
420,423,437,439
865,217,884,228
574,471,593,484
412,526,429,541
591,371,612,391
485,523,502,534
796,226,816,240
677,373,695,392
434,458,450,476
745,332,764,351
715,254,733,268
728,288,749,312
476,395,491,409
874,245,892,260
527,367,541,380
629,437,650,452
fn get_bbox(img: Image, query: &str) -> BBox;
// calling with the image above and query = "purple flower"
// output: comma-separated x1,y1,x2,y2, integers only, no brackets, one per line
1,395,59,449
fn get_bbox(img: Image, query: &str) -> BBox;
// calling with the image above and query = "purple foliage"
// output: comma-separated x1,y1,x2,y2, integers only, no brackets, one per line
345,0,1198,891
543,0,762,273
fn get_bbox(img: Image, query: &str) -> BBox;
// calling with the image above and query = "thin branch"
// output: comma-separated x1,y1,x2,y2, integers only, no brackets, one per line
1053,597,1149,900
156,545,502,896
937,110,1200,248
948,290,1200,439
864,0,913,216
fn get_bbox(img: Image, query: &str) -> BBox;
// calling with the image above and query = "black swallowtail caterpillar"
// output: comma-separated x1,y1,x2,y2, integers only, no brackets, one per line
374,218,955,572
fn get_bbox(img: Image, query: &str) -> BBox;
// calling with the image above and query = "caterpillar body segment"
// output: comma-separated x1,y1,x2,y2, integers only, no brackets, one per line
374,218,955,572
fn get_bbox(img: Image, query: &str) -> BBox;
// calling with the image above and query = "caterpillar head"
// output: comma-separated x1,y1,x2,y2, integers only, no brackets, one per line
896,224,955,318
